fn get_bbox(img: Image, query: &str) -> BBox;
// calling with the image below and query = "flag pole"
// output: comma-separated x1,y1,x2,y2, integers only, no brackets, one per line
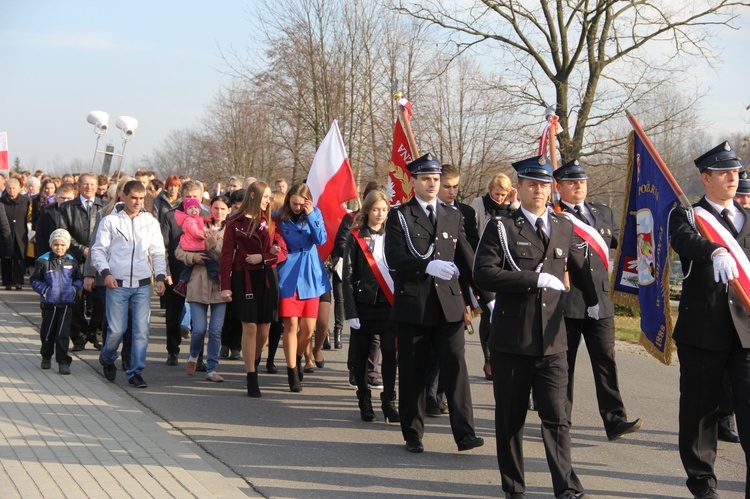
548,113,561,213
393,90,419,157
626,109,750,314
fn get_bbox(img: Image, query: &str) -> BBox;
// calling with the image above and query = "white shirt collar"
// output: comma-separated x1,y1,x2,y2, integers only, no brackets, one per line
520,206,550,232
415,196,438,218
705,197,737,218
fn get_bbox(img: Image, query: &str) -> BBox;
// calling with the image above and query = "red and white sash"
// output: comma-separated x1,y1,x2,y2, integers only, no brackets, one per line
559,212,610,271
352,230,395,305
693,206,750,291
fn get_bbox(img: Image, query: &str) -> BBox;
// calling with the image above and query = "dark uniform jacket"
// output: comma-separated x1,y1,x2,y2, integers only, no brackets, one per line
385,197,474,326
560,201,617,320
58,197,104,264
670,197,750,352
453,201,479,250
473,208,597,356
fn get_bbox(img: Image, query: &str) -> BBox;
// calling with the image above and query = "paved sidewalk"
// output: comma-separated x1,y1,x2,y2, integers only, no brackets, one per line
0,301,256,498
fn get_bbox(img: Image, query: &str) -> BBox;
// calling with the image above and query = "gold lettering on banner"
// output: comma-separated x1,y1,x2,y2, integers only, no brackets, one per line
655,324,666,348
638,182,659,201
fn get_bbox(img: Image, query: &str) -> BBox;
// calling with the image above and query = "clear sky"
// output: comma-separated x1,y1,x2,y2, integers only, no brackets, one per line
1,1,749,174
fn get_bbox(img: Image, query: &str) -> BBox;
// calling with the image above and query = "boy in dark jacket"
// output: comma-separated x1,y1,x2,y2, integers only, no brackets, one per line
30,229,83,374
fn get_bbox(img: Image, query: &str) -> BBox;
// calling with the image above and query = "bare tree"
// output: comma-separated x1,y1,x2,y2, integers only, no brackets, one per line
392,0,750,163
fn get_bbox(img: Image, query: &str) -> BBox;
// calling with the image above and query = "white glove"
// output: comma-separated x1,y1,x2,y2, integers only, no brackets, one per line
587,304,600,320
451,262,460,278
348,318,361,330
537,272,566,291
712,251,739,284
425,260,455,280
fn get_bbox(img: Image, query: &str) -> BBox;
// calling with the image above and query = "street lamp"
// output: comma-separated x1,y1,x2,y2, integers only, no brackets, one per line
86,110,139,174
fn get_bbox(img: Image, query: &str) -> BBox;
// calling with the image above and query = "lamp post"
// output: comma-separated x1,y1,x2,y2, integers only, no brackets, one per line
86,110,138,175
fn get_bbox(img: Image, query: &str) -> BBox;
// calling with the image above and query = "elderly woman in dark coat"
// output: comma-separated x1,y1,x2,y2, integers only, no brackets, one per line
0,178,29,289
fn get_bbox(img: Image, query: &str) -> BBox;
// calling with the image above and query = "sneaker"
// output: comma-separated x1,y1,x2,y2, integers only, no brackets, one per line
41,359,51,370
196,359,207,372
206,372,224,382
368,375,384,390
58,364,71,375
103,363,117,382
219,345,229,358
348,371,357,388
166,353,178,366
72,344,85,352
229,349,241,360
186,356,197,376
128,373,147,388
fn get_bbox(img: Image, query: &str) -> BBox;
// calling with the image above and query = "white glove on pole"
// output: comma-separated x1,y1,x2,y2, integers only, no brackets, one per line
348,318,361,330
537,272,566,291
712,251,739,284
587,304,601,320
426,260,455,280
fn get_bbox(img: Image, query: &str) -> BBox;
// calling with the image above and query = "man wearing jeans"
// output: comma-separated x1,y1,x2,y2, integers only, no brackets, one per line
90,180,167,388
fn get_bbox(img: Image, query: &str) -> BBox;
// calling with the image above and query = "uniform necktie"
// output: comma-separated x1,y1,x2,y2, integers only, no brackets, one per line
535,218,549,249
721,208,738,237
427,204,436,228
574,205,590,225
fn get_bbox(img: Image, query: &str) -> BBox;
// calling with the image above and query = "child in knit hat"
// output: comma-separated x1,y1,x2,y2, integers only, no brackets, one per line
173,198,219,297
29,229,83,374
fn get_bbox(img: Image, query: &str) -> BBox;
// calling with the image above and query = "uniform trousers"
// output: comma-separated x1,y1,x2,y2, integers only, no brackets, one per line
397,321,474,443
677,342,750,496
490,350,583,496
565,316,627,432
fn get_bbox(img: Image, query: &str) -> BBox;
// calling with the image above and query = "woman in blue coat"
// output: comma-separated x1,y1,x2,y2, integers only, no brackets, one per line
276,183,331,392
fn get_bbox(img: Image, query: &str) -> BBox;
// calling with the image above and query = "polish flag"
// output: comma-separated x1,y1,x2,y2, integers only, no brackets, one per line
307,120,359,261
0,133,8,172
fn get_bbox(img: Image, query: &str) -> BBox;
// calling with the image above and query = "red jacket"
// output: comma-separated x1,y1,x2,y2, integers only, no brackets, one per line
220,214,287,291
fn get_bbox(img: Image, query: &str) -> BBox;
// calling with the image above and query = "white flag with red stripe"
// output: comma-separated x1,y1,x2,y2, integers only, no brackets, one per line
0,133,8,172
693,206,750,290
560,212,610,271
307,120,359,261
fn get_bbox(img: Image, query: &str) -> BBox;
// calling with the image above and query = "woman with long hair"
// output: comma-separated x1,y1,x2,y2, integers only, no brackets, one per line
275,183,330,392
343,189,399,422
179,195,231,383
220,181,287,397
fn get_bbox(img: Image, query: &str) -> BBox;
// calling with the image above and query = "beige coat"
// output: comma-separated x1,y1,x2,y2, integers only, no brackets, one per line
175,224,225,305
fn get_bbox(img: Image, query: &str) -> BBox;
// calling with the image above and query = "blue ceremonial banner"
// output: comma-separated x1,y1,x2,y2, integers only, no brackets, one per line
612,132,680,365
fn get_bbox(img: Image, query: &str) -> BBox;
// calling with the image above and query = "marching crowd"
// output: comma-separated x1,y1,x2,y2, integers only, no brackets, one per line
4,139,749,498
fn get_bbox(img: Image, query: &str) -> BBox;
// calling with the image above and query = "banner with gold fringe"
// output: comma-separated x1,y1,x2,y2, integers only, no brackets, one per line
611,132,680,365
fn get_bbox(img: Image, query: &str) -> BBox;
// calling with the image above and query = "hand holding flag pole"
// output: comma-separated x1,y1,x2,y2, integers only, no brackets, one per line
625,109,750,314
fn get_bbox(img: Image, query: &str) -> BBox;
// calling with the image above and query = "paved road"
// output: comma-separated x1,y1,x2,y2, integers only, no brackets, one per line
0,288,746,498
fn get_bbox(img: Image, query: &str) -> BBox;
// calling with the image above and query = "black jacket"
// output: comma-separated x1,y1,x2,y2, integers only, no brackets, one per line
384,197,474,326
473,209,597,356
34,203,61,258
0,203,13,258
670,197,750,351
0,192,29,255
343,225,389,319
559,201,618,320
57,196,104,263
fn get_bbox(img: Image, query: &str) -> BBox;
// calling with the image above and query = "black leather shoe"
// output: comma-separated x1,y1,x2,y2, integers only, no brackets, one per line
693,486,719,499
718,426,740,443
555,491,588,499
607,418,643,441
166,354,178,366
457,435,484,452
405,438,424,453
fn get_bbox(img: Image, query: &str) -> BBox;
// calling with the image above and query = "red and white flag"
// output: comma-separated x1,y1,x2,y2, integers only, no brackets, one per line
307,120,359,261
0,133,8,172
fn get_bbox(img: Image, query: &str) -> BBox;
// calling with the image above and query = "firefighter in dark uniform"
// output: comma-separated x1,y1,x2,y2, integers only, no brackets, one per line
384,153,484,454
473,155,598,499
554,159,643,441
669,142,750,499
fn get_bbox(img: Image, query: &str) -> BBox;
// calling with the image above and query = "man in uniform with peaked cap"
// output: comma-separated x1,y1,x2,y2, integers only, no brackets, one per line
474,154,598,499
670,141,750,499
384,152,483,454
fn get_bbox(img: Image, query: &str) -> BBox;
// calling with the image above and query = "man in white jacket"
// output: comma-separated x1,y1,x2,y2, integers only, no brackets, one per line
91,180,167,388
